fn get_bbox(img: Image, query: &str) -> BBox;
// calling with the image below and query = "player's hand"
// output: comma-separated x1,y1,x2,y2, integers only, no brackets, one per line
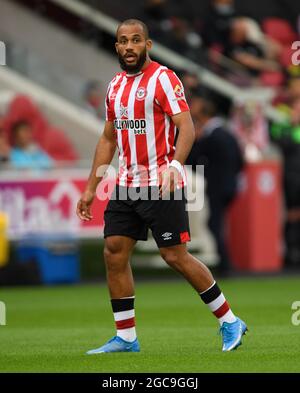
76,189,95,221
159,167,181,198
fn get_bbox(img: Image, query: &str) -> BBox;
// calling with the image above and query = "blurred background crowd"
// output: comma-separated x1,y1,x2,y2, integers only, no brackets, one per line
0,0,300,285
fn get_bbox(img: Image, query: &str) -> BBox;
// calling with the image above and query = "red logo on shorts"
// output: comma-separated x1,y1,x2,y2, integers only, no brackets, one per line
180,231,190,243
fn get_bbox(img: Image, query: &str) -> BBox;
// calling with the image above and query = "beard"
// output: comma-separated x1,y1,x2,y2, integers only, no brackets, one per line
118,47,147,74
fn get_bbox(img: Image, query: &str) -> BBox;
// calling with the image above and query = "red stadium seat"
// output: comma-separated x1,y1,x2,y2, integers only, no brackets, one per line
262,18,298,45
280,45,295,67
42,127,79,163
260,70,285,87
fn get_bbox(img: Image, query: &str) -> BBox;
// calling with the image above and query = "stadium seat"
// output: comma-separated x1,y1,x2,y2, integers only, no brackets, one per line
280,45,295,68
262,18,298,45
42,127,79,162
260,70,285,87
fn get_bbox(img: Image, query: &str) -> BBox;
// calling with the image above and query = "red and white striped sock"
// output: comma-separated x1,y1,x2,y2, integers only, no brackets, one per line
199,281,237,325
111,296,137,342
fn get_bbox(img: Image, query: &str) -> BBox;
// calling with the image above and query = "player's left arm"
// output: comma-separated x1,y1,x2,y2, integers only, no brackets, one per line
161,111,195,196
171,110,195,165
156,69,195,195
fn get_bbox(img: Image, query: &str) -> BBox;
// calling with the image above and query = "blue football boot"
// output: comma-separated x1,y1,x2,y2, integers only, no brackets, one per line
220,317,248,352
86,336,140,354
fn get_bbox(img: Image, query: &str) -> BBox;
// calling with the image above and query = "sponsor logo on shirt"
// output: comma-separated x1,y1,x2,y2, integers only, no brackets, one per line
114,119,147,135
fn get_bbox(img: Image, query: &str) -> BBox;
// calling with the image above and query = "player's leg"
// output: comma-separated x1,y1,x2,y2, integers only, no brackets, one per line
104,235,136,299
159,243,247,351
159,244,236,320
87,235,140,354
87,186,147,354
141,188,247,351
104,235,139,341
159,243,214,292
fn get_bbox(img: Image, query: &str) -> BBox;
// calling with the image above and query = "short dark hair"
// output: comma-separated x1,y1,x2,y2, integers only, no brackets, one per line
11,120,32,145
11,120,30,135
116,19,149,40
201,98,218,118
84,80,102,97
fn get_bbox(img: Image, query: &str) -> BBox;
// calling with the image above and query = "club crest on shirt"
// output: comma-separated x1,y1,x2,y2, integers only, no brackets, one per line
135,87,147,101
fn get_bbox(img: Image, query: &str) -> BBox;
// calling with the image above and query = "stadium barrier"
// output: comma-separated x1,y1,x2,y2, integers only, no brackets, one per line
227,161,283,272
16,234,80,284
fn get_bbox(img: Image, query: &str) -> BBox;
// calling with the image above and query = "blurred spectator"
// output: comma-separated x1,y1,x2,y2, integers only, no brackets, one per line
273,77,300,109
140,1,202,62
180,71,202,103
187,96,244,274
244,18,282,61
0,119,10,163
288,77,300,102
2,95,78,163
83,80,105,119
271,98,300,267
201,0,237,49
230,101,269,161
10,121,53,170
162,17,203,62
225,18,280,78
189,95,208,138
139,0,172,42
0,132,10,163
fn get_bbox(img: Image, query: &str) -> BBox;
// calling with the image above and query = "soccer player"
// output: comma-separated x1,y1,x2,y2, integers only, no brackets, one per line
76,19,247,353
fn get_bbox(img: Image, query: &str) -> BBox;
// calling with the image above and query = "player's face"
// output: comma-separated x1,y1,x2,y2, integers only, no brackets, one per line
115,24,152,74
14,125,33,148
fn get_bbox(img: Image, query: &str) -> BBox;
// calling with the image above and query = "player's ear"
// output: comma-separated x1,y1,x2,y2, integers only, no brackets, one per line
146,39,153,51
115,42,119,53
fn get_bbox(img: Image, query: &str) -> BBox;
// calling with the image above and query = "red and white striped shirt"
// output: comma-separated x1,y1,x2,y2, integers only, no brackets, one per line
105,61,189,187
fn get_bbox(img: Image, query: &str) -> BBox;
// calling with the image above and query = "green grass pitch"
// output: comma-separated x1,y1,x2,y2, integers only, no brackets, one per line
0,277,300,372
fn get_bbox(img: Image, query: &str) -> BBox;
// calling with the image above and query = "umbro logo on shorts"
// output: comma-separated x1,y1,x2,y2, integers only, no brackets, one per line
162,232,173,240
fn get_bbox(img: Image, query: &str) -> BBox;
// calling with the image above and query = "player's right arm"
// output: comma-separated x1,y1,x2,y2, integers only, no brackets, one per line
76,121,116,221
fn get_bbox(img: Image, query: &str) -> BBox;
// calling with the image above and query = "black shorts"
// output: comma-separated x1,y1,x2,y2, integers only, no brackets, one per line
104,185,190,248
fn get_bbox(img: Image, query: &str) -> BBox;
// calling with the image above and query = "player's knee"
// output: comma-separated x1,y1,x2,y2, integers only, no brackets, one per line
104,238,126,267
160,249,184,271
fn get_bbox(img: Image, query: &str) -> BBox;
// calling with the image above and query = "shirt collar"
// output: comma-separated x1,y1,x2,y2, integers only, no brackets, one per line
203,117,224,135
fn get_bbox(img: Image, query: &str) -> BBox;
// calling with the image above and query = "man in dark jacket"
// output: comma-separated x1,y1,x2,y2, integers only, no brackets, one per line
201,0,237,48
271,97,300,266
187,96,244,274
